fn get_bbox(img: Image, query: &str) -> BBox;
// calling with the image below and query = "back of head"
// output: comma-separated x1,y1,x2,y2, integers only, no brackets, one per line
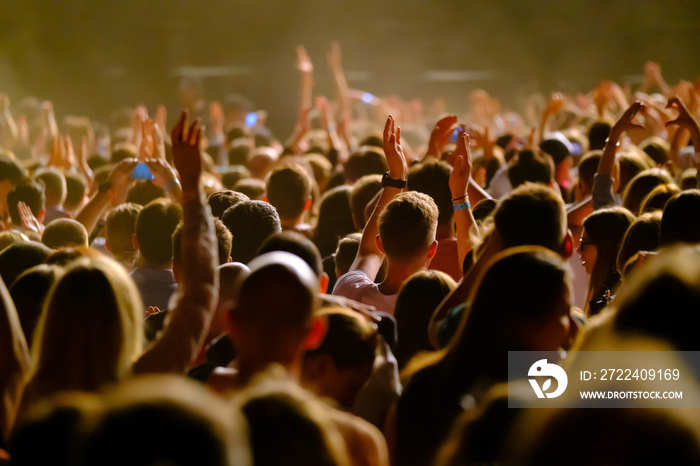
34,167,67,206
221,166,251,190
343,148,388,183
304,153,333,191
640,183,680,213
408,160,453,226
126,180,166,206
378,191,438,262
207,190,249,218
135,199,182,267
681,168,698,190
0,230,28,252
507,150,552,189
613,246,700,351
641,136,670,166
350,174,383,230
173,217,232,267
622,168,674,215
29,257,143,399
238,376,347,466
266,164,312,220
41,218,89,250
314,185,355,258
539,137,571,167
0,241,52,287
258,231,323,279
9,264,63,348
0,156,25,185
233,177,266,200
232,251,319,344
587,120,611,150
7,180,45,225
452,247,571,371
64,173,87,210
334,233,362,278
83,375,243,466
394,270,456,368
616,211,662,275
618,151,652,193
494,183,566,253
576,151,602,194
105,202,142,261
222,200,281,264
660,190,700,246
228,142,251,167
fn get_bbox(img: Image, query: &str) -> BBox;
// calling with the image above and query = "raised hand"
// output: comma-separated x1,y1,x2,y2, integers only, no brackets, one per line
471,125,496,161
139,119,156,161
170,111,202,193
316,96,334,130
426,115,458,158
382,115,407,180
666,96,700,135
108,158,139,205
145,157,178,191
327,41,342,71
154,105,168,132
612,101,645,136
544,92,564,116
296,45,313,73
17,201,44,234
449,132,472,200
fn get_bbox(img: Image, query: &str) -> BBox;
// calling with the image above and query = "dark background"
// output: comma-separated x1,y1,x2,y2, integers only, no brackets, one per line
2,0,700,136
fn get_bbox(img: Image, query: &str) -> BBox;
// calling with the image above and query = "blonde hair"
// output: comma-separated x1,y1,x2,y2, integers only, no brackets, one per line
25,256,143,404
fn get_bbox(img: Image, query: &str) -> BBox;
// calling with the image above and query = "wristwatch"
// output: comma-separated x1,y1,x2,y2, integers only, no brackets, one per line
381,172,407,189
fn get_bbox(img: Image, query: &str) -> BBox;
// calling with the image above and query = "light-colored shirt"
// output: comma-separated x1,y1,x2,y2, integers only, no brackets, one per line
332,270,397,315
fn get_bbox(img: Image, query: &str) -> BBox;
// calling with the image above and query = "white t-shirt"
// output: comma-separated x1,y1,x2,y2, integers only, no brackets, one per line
332,270,397,315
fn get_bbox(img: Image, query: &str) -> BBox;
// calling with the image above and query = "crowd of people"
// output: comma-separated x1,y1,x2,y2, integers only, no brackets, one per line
1,45,700,464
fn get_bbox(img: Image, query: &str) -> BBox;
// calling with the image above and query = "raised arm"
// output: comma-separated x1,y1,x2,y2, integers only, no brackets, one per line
0,275,30,443
449,132,477,269
538,93,564,143
349,115,407,280
592,101,644,210
0,94,18,151
424,115,457,160
133,111,218,375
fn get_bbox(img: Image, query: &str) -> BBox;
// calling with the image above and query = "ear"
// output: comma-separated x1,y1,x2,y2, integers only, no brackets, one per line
262,195,269,203
227,256,233,263
427,240,438,260
226,306,241,341
562,229,574,258
172,263,182,283
304,197,312,212
38,208,45,224
375,234,385,254
104,238,112,252
303,315,328,351
320,272,329,294
132,234,139,251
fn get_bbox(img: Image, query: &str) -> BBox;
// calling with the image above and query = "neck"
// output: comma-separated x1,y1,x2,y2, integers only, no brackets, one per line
378,258,427,295
235,348,304,385
280,214,305,229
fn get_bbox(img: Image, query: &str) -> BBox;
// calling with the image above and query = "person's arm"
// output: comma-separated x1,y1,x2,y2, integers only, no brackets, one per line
592,101,644,210
665,96,700,187
133,111,218,375
316,96,346,162
0,275,30,443
348,115,408,280
327,41,354,150
0,95,18,151
639,61,671,96
449,132,477,269
424,115,457,160
74,158,138,234
145,157,182,202
538,93,563,143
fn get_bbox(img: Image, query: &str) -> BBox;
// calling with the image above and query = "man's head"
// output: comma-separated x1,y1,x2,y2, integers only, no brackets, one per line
378,191,439,263
507,150,553,189
134,199,182,268
0,157,25,202
257,230,328,293
105,203,143,264
576,151,603,197
41,219,89,250
172,218,232,282
64,173,87,212
228,251,324,360
265,164,312,222
407,160,453,227
222,200,281,264
7,180,45,225
350,174,383,231
493,183,569,256
207,190,249,219
34,167,67,208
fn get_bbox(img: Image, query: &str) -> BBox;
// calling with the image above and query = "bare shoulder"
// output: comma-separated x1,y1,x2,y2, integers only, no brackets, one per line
325,407,389,466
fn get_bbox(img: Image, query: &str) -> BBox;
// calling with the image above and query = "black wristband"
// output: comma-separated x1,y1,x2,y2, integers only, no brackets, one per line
381,172,407,189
